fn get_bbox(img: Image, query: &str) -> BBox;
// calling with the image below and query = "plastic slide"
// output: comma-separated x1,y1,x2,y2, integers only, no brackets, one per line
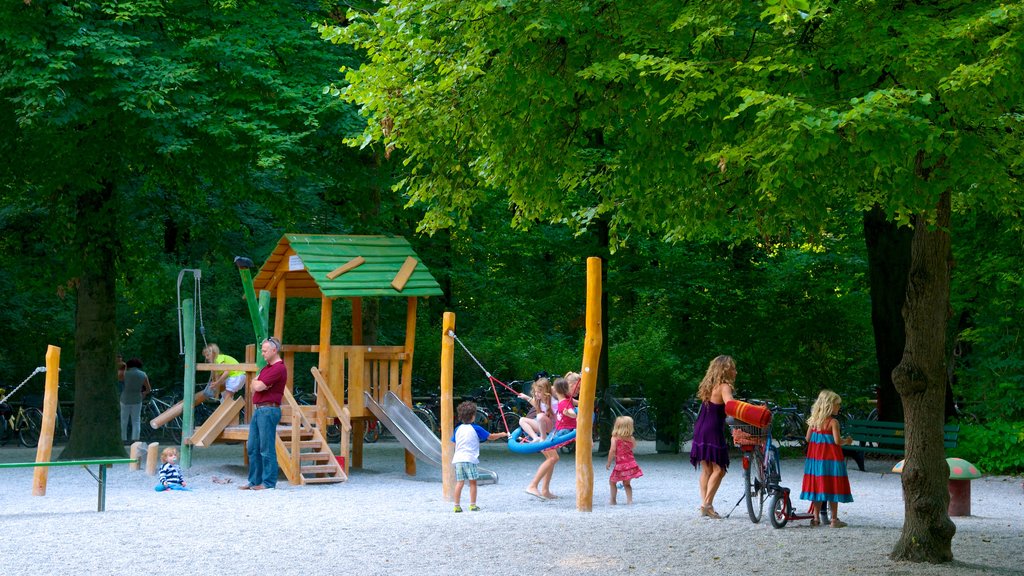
363,392,497,484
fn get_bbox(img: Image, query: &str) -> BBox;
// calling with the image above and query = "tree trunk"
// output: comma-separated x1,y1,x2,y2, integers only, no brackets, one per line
890,190,955,562
863,205,912,422
60,182,125,459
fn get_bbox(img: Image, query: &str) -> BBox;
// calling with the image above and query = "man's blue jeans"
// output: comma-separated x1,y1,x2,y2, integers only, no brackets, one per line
248,406,281,488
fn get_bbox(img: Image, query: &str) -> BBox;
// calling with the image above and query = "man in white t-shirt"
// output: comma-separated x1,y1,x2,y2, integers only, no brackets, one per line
451,401,508,512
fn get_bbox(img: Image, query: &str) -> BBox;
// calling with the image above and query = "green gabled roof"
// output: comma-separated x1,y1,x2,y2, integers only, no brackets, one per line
253,234,444,298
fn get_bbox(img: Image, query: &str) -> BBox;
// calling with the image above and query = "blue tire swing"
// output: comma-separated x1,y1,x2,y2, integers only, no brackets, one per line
448,330,575,454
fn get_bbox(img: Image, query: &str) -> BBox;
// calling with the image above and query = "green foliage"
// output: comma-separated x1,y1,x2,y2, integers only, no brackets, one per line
952,421,1024,475
951,212,1024,423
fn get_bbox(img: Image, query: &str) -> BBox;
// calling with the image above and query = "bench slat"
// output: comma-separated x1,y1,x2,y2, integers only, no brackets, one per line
0,458,135,469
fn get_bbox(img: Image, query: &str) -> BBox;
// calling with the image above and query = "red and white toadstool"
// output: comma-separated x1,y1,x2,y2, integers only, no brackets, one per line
891,457,982,517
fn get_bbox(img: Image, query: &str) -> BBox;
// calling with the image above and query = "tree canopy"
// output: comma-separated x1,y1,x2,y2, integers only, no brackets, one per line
324,0,1024,562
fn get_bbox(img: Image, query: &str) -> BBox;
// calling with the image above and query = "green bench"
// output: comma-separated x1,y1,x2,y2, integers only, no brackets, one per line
843,419,960,472
0,458,137,512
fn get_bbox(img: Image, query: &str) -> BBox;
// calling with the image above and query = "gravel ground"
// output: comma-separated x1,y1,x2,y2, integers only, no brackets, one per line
1,441,1021,576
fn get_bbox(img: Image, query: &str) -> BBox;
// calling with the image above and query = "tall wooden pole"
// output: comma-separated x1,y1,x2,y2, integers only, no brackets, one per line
403,297,418,476
181,298,196,468
32,345,61,496
350,297,364,467
576,257,603,511
274,279,287,341
440,312,456,501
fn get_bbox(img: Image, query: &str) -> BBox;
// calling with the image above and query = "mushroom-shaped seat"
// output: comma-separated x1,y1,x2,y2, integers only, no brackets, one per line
891,457,982,516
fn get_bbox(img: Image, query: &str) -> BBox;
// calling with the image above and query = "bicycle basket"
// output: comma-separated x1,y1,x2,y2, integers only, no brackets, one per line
729,422,768,447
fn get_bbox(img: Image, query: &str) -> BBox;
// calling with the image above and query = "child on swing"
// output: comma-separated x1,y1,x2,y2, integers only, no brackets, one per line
525,377,577,501
517,377,554,442
551,377,578,437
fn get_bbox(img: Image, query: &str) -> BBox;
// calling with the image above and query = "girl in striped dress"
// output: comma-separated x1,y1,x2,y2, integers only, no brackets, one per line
800,390,853,527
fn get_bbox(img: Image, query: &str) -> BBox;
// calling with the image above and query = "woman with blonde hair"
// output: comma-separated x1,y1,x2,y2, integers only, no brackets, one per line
689,355,736,518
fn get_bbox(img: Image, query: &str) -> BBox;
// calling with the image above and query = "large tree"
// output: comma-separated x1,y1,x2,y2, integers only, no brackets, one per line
1,0,361,457
327,0,1023,562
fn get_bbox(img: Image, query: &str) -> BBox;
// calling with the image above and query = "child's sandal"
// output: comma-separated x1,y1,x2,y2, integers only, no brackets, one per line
810,518,820,527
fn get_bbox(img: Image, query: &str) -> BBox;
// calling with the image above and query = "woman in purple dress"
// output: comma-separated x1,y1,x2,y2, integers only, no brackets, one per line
689,355,736,519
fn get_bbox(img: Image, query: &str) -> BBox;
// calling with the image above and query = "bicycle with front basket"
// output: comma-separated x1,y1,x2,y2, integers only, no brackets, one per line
726,415,828,528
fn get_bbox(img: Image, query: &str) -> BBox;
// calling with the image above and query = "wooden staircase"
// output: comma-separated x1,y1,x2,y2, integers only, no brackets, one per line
276,388,348,485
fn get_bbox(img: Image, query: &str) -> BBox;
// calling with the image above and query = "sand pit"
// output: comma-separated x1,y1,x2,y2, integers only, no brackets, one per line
1,441,1020,575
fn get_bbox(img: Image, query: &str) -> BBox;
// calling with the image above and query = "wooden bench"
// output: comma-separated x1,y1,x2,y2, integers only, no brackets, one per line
0,458,136,512
843,419,959,472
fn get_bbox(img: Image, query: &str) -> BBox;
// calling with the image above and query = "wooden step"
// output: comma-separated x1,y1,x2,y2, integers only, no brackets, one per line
302,476,345,484
300,464,341,474
299,452,331,461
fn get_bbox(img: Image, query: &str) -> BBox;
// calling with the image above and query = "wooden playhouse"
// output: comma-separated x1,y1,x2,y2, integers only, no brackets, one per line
235,233,444,479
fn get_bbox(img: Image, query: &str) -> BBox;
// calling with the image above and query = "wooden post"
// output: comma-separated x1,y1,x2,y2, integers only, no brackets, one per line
129,442,145,471
351,297,363,345
351,297,364,468
32,345,60,496
318,296,333,371
403,297,418,476
181,298,196,468
350,345,365,469
274,278,286,341
576,257,603,512
440,312,456,501
146,443,160,476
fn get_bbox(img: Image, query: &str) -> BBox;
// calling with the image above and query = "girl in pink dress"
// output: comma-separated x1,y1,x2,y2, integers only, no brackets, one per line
606,415,644,505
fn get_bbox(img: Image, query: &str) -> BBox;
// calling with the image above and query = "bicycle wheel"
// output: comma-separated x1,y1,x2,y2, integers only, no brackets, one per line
632,406,656,441
18,407,43,448
325,420,342,443
165,414,182,444
745,446,768,523
769,490,790,529
677,410,695,451
413,407,438,436
363,420,380,443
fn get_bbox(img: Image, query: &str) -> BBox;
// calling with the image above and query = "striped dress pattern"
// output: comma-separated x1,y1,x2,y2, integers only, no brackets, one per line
800,419,853,503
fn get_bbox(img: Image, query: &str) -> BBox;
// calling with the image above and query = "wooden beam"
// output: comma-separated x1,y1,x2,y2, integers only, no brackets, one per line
318,295,332,372
32,345,60,496
403,297,418,476
195,363,258,373
189,397,245,447
274,277,286,341
351,297,363,345
440,312,456,501
390,256,418,292
576,257,603,512
325,256,365,280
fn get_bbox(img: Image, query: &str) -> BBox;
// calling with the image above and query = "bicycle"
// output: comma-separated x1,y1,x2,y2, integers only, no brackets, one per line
677,399,701,450
600,388,655,441
726,416,828,527
141,388,183,444
0,395,43,448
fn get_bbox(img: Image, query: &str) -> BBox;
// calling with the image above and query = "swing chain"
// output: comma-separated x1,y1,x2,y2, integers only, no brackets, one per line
0,366,46,405
447,330,491,378
447,329,516,434
177,269,208,355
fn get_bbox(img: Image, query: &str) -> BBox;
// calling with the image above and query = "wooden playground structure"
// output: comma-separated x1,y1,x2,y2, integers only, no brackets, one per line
151,234,444,485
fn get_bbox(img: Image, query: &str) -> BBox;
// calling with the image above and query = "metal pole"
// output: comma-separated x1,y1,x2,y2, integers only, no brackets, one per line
181,298,196,468
98,465,107,512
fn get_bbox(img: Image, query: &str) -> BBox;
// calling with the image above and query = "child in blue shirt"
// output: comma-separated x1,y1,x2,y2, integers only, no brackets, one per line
452,401,507,512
